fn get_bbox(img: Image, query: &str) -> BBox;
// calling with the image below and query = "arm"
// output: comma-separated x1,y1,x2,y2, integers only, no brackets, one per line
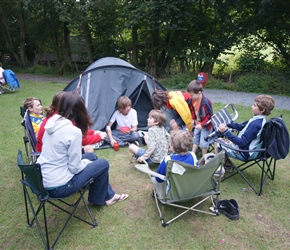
138,129,155,161
156,159,167,183
106,121,116,146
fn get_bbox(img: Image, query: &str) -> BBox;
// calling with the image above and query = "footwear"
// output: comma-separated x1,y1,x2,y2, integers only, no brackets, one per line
132,140,140,146
130,154,137,163
92,140,103,149
214,165,225,177
106,194,129,206
218,199,239,220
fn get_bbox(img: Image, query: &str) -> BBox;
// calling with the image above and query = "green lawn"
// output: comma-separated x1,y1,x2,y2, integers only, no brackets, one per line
0,80,289,250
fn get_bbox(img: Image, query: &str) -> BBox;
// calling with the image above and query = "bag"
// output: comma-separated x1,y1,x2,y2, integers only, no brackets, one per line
261,117,290,160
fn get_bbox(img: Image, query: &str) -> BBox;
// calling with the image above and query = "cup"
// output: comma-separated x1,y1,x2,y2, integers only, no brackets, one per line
113,142,120,151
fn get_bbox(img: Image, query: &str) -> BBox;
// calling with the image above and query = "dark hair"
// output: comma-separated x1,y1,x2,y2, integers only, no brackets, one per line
148,109,167,127
187,80,203,93
45,91,65,117
117,96,132,111
151,90,169,109
170,130,192,155
23,97,40,109
58,92,93,135
255,95,275,116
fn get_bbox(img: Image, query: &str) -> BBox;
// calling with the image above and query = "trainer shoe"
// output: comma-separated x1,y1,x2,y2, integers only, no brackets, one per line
214,165,225,178
92,140,103,149
130,155,137,163
218,199,239,220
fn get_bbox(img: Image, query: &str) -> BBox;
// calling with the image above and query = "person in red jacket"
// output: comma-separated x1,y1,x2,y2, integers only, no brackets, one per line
36,91,106,152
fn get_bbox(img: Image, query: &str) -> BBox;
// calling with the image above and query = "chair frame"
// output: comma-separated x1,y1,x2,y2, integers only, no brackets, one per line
17,149,98,249
135,151,225,227
216,139,276,196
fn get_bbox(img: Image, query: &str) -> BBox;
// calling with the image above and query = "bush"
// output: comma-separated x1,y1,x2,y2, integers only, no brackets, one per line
236,73,290,95
160,72,196,89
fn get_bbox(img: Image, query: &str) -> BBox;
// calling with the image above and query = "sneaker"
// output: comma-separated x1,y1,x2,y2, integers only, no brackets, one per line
92,140,104,149
131,140,139,146
214,165,225,177
130,154,137,163
218,199,239,220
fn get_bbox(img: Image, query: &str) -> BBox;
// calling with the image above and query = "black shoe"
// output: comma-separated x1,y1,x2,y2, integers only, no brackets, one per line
218,199,239,220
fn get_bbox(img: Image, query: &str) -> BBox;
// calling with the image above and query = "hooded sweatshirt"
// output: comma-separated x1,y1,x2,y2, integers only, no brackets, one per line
36,114,91,189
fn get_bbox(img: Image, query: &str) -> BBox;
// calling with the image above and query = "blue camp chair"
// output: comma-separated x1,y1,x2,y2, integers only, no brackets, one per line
0,69,20,93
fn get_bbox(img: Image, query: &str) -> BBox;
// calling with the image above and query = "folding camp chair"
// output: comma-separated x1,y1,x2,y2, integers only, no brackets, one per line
216,116,289,196
17,149,98,250
20,108,40,163
205,103,239,142
135,151,225,227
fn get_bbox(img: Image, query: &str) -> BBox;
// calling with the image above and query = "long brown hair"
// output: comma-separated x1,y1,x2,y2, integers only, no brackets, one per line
44,91,65,117
58,92,93,135
151,90,169,109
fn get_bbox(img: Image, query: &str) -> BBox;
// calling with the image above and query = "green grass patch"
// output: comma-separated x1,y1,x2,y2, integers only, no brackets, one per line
0,79,289,249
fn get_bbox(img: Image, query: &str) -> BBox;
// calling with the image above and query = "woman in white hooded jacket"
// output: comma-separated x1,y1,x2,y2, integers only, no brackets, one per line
36,92,128,206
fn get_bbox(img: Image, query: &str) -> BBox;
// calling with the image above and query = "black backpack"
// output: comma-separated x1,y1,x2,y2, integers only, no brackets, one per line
261,117,290,160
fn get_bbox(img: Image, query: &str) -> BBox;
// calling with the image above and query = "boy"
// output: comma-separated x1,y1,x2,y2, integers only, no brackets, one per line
187,80,213,156
155,130,198,183
216,95,275,160
106,96,139,146
23,97,43,136
129,110,170,164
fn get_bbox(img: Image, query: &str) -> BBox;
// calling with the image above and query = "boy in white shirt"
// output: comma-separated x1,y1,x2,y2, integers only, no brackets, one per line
106,96,140,146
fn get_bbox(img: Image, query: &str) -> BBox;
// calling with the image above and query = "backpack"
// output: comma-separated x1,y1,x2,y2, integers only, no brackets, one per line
261,117,290,160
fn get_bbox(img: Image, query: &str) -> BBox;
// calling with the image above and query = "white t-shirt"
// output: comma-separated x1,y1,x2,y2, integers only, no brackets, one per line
110,108,138,129
0,67,5,84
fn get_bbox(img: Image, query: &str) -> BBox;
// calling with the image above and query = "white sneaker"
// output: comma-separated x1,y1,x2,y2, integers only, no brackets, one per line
214,165,225,177
92,141,104,149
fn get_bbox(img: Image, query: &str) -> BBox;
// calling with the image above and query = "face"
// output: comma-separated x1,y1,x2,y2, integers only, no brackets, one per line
29,100,42,115
188,91,201,101
252,102,263,116
120,105,131,116
147,116,158,126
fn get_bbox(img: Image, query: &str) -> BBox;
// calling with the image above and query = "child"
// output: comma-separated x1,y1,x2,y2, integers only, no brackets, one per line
216,95,275,160
0,62,5,94
129,110,170,164
23,97,43,136
187,80,213,156
106,96,140,146
151,89,193,132
155,130,198,183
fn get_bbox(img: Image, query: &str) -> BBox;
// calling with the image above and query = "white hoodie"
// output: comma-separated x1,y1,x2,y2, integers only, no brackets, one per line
37,114,91,188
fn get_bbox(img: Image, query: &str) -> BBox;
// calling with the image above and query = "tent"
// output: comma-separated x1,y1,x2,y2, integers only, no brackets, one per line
64,57,166,131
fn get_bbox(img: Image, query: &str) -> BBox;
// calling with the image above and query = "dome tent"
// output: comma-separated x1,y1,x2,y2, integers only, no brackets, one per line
64,57,166,131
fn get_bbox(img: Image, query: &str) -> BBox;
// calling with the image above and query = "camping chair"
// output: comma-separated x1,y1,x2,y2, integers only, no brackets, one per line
135,151,225,227
17,149,98,249
216,116,289,196
205,103,239,142
21,108,40,163
0,69,20,93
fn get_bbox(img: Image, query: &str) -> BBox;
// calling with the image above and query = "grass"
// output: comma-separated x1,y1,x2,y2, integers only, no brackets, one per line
0,79,290,250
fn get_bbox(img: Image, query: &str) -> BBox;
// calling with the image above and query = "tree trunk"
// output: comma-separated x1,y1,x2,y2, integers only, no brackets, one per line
132,26,138,67
62,21,72,72
19,0,27,67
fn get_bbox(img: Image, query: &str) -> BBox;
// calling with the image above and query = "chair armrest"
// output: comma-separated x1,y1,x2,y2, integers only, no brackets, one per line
134,162,167,181
215,139,266,153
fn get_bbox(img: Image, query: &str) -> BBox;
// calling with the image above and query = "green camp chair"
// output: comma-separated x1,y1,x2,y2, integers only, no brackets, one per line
17,149,98,249
135,150,225,227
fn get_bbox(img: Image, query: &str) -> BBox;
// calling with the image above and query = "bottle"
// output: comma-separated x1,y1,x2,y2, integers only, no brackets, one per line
113,142,120,151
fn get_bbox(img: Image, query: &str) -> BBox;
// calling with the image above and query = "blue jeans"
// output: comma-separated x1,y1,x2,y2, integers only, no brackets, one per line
48,153,115,205
111,129,139,145
136,148,154,164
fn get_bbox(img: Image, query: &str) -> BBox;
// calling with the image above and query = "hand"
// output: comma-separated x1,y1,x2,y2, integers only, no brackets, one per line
99,132,107,139
218,123,228,133
137,157,143,163
196,124,202,130
110,140,116,147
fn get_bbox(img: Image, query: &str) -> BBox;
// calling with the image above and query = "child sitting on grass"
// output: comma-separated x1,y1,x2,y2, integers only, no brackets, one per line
129,110,170,164
155,130,198,183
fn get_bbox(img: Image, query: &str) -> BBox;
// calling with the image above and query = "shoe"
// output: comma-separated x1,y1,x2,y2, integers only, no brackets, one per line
131,140,139,146
92,140,104,149
218,199,239,220
214,165,225,177
106,194,129,206
130,154,137,163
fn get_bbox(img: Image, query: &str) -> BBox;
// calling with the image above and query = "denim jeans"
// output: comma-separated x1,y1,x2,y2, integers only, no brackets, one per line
111,129,139,145
48,153,115,205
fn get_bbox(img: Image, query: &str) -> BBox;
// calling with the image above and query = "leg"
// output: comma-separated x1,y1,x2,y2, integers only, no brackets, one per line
129,144,139,154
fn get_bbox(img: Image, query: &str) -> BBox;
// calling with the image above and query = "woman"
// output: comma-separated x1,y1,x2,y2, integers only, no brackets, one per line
36,91,128,206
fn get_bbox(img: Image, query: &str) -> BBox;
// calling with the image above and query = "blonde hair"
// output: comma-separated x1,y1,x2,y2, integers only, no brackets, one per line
23,97,40,109
148,110,167,127
170,130,192,155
